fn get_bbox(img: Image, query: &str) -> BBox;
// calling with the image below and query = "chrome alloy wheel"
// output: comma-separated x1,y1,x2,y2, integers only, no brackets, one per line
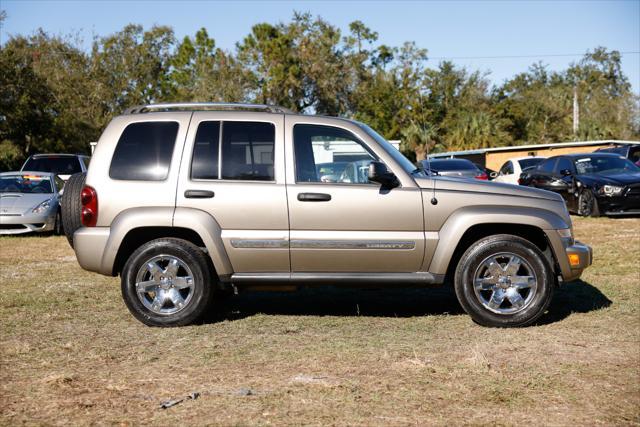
473,252,538,315
135,255,195,315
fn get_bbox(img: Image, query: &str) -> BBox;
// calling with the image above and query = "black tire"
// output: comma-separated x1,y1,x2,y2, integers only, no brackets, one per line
53,210,63,236
578,188,600,217
121,238,215,327
60,172,86,248
454,234,554,328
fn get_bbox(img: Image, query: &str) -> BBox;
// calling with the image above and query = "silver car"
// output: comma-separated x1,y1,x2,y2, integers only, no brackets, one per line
0,172,64,235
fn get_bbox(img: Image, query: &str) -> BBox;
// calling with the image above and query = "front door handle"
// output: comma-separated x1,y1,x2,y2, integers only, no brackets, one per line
297,192,331,202
184,190,215,199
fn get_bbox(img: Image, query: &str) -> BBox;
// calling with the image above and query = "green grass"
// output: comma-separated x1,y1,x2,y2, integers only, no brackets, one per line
1,217,639,425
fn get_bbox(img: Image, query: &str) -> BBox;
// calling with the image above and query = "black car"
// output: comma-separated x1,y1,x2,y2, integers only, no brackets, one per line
519,153,640,217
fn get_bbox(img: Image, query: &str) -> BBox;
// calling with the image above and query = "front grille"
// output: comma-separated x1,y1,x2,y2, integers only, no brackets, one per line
0,224,28,230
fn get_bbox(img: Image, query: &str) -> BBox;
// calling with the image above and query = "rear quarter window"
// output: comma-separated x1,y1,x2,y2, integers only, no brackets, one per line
109,122,179,181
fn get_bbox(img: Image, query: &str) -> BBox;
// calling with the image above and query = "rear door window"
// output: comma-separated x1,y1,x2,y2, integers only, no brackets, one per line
221,122,275,181
109,122,179,181
189,121,275,181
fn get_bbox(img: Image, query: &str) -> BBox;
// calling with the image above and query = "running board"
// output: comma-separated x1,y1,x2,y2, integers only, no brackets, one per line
224,272,445,287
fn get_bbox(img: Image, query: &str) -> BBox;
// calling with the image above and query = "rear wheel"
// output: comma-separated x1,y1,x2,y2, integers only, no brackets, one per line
454,234,554,327
121,238,215,327
60,172,86,247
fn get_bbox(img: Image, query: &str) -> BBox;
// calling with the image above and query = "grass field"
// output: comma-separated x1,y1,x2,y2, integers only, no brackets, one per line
1,217,639,426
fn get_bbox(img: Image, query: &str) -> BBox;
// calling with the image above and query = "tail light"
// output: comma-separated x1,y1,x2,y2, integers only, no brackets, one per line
475,172,488,180
80,186,98,227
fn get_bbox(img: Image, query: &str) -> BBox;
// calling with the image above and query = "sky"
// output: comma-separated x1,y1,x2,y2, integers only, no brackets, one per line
1,0,639,94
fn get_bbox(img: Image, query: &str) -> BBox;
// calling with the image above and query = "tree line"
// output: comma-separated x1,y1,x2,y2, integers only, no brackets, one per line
1,12,638,170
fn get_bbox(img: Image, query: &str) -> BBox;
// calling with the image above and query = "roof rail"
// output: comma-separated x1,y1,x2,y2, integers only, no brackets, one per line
123,102,295,115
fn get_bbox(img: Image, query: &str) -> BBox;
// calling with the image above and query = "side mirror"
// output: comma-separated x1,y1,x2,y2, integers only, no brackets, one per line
368,161,399,188
561,169,573,177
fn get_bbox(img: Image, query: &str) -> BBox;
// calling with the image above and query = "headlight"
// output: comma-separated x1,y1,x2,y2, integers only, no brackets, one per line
600,185,624,196
32,198,53,214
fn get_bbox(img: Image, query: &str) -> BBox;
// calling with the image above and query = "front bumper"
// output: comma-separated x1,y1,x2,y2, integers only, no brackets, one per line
0,211,56,235
546,229,593,283
597,193,640,216
563,240,593,282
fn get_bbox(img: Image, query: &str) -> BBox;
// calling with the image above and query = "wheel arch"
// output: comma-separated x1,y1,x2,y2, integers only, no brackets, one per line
104,207,233,279
428,206,568,281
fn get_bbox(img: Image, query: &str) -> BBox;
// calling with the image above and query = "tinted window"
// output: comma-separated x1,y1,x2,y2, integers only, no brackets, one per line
427,159,477,171
221,122,275,181
500,161,514,175
629,147,640,163
518,158,543,170
538,158,557,173
109,122,179,181
191,121,220,180
294,124,377,184
555,157,573,174
23,156,81,175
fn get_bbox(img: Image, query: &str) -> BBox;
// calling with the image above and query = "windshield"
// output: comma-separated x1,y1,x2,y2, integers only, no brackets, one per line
0,174,54,193
574,156,639,175
518,158,543,169
356,123,426,177
23,156,82,175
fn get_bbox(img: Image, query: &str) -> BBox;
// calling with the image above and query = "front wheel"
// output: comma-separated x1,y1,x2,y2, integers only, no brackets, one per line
454,234,554,327
578,189,600,217
121,238,215,327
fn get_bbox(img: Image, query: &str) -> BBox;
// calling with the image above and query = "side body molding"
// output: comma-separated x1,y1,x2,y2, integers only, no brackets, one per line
172,207,234,276
426,205,570,275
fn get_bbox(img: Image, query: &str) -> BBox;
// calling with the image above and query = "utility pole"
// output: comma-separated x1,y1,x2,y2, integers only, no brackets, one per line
572,85,579,136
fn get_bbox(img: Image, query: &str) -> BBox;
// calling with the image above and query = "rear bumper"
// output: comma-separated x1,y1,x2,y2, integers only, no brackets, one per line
73,227,112,275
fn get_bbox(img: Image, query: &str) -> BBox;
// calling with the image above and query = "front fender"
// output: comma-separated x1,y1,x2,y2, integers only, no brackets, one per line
426,205,570,275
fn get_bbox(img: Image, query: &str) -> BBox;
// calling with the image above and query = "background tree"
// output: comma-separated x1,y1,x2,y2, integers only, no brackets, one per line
0,14,638,171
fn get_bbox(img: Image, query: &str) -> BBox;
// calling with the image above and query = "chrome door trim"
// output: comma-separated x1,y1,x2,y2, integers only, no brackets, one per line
290,240,415,250
230,239,289,249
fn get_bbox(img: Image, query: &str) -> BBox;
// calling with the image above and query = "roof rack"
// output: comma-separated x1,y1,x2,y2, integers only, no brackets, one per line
123,102,295,115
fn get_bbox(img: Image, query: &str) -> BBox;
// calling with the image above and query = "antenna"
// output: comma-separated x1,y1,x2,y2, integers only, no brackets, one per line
417,92,438,206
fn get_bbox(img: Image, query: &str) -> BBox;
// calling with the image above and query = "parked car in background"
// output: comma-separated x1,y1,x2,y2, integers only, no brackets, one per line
418,158,488,180
494,156,545,185
596,144,640,166
21,153,90,181
519,153,640,217
0,172,64,235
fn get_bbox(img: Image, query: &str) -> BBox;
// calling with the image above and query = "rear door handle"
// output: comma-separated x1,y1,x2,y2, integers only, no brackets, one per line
184,190,215,199
298,192,331,202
